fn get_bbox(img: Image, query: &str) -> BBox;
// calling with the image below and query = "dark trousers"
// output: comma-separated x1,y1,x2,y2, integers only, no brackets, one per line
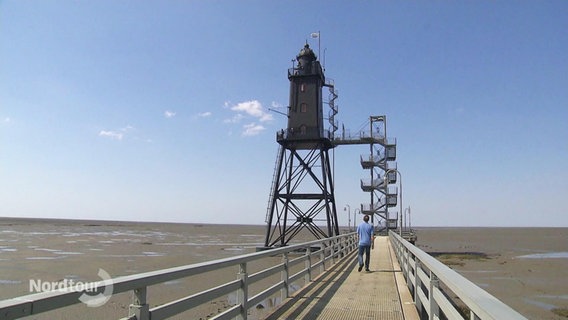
358,245,371,269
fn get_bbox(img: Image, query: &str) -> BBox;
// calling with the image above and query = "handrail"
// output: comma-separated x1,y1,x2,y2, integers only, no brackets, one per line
389,231,527,320
0,233,357,320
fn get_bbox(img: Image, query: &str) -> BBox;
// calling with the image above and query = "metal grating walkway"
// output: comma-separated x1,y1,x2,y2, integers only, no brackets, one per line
263,236,418,320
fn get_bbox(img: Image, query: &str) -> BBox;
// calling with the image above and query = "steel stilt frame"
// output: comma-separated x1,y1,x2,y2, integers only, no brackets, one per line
264,142,339,248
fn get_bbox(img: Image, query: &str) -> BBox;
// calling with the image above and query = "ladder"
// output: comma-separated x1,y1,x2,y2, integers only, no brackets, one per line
265,144,284,223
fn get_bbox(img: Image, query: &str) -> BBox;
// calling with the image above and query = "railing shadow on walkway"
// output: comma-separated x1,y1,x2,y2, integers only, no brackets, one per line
264,251,358,320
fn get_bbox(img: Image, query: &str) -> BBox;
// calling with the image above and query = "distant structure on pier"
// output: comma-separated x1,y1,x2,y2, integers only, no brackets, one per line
263,42,399,248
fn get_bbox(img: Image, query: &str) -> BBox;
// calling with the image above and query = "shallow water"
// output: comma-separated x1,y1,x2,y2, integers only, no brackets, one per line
516,252,568,259
523,297,557,310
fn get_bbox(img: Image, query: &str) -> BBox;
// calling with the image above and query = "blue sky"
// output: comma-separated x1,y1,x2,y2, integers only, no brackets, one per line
1,1,566,227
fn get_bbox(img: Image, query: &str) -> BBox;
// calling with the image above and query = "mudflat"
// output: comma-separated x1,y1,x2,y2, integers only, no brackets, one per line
415,227,568,320
1,219,566,319
0,218,281,319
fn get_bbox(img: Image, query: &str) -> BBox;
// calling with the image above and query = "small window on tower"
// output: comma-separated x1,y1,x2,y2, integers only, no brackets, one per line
300,83,305,92
300,125,307,135
300,103,307,113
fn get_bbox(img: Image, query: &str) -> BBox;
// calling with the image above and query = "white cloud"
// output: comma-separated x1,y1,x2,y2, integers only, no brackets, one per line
242,123,265,136
99,125,134,140
223,114,244,124
164,110,176,118
198,111,212,118
230,100,273,122
271,101,284,109
99,130,123,140
4,117,10,123
223,100,277,136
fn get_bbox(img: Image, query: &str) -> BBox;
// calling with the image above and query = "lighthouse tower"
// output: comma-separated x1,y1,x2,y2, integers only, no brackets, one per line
263,44,339,248
287,44,325,142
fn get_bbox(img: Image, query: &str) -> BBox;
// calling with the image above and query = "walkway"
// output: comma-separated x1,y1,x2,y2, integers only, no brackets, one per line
264,236,419,320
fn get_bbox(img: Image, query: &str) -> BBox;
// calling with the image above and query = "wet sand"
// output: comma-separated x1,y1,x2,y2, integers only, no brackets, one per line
0,218,321,319
415,227,568,320
1,219,566,319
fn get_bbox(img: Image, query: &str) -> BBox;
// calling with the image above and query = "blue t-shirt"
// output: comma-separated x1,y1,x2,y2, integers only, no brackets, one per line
357,222,374,246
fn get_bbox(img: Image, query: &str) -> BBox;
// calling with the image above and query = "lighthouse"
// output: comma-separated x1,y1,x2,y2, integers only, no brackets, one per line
264,44,339,248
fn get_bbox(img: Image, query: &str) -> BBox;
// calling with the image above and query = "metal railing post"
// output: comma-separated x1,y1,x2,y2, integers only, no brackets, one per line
471,310,481,320
236,262,248,320
414,260,423,315
407,249,413,283
280,252,289,301
330,239,336,264
429,273,439,320
320,242,326,273
128,287,149,320
402,245,409,279
305,246,312,284
351,234,355,252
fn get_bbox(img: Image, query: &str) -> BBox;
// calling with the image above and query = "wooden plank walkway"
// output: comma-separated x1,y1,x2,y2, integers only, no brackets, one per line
263,236,419,320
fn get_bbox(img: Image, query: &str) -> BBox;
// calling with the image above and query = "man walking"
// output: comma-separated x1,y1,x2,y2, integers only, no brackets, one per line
357,214,375,272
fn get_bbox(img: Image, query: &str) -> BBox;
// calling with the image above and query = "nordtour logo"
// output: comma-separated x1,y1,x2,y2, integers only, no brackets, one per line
29,268,114,307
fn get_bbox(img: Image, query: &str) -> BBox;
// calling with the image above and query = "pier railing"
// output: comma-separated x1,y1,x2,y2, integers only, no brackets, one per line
389,231,527,320
0,233,357,320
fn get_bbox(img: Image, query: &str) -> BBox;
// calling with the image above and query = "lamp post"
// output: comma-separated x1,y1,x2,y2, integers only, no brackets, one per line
404,207,410,231
354,208,360,232
344,205,351,232
383,169,403,236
